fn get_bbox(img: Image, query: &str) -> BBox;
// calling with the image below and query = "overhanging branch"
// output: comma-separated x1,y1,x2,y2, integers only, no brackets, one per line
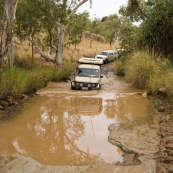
28,36,55,63
67,0,88,20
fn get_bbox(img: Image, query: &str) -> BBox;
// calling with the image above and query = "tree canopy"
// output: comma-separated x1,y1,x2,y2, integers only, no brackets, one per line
119,0,173,59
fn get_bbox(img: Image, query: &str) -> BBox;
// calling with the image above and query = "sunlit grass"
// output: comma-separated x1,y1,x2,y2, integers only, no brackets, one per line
0,59,74,99
125,52,159,89
123,51,173,103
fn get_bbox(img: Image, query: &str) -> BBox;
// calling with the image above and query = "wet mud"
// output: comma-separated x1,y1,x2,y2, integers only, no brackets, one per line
0,62,172,173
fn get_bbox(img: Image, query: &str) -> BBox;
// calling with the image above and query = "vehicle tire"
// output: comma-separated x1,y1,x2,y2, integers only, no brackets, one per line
106,59,108,64
71,86,76,90
104,60,107,64
98,84,101,90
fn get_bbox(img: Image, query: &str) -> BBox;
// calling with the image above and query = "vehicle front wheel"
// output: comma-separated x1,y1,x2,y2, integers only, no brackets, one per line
71,86,76,90
98,84,101,90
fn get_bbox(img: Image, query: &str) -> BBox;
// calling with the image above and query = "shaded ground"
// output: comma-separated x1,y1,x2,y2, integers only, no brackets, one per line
0,62,173,173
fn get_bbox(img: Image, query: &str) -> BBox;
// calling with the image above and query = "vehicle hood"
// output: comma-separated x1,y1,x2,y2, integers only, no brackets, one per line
75,76,100,83
95,55,107,59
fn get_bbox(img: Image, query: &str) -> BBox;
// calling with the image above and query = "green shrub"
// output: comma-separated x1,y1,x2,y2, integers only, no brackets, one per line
0,59,75,99
125,52,159,89
115,51,131,76
0,67,28,99
148,70,173,98
51,59,75,82
114,60,125,76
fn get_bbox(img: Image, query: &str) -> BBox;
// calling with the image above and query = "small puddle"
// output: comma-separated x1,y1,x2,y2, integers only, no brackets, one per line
0,88,153,166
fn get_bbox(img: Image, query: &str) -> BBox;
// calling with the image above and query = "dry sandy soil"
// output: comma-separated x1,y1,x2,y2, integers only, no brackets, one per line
0,62,173,173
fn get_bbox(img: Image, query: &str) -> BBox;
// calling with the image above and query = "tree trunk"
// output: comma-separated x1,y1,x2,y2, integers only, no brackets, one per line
114,32,120,51
56,24,65,69
31,35,34,61
83,32,85,46
90,33,93,48
0,0,18,70
10,40,14,69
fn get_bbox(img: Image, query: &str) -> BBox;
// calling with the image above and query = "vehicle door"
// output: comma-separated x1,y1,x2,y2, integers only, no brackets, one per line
114,51,119,58
109,52,114,62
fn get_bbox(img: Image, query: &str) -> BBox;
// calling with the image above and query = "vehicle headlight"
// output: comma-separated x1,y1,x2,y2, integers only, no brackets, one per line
80,83,83,87
88,84,91,87
72,81,75,85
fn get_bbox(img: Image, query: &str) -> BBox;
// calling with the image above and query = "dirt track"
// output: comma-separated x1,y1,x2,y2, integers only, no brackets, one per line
0,62,173,173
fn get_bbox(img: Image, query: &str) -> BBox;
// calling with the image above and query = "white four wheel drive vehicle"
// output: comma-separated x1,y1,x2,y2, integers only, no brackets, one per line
71,58,103,90
95,50,119,64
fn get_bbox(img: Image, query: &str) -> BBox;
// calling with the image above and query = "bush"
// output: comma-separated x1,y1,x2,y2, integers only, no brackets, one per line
0,67,28,99
114,52,130,76
114,60,125,76
125,52,160,89
148,68,173,99
0,59,75,99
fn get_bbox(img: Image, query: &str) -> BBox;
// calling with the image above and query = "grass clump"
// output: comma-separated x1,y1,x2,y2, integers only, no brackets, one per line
0,58,75,100
148,63,173,98
114,54,130,76
124,52,159,89
122,51,173,102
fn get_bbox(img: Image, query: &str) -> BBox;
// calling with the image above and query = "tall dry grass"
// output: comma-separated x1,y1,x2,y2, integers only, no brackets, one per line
14,37,113,62
119,51,173,104
64,38,113,60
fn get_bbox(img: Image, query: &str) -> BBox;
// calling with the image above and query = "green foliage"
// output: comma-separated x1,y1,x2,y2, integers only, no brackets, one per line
122,51,173,102
114,53,130,76
66,12,90,48
51,59,75,82
99,14,121,47
125,52,160,89
0,59,74,99
15,0,43,40
119,18,138,52
147,59,173,96
114,60,125,76
120,0,173,59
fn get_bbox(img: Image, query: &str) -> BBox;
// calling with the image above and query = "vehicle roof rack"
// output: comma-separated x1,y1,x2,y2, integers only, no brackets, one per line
78,57,103,65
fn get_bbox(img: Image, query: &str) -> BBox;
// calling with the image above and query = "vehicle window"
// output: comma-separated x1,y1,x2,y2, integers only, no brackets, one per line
77,68,99,77
99,52,108,56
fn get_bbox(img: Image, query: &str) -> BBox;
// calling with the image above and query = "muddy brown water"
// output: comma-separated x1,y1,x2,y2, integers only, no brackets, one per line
0,68,154,168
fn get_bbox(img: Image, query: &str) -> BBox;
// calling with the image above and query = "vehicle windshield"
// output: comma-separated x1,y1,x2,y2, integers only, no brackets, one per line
99,51,108,56
77,68,99,77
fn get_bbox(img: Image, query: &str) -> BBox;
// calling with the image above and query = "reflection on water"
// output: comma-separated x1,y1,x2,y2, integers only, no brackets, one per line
0,91,152,166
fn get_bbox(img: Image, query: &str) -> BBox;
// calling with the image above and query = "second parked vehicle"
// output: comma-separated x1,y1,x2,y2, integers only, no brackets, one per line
95,50,118,64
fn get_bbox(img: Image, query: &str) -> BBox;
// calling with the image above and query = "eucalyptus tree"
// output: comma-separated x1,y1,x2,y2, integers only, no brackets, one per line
66,12,90,50
16,0,91,68
15,0,43,59
99,14,121,48
0,0,18,70
119,0,173,59
89,17,101,48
